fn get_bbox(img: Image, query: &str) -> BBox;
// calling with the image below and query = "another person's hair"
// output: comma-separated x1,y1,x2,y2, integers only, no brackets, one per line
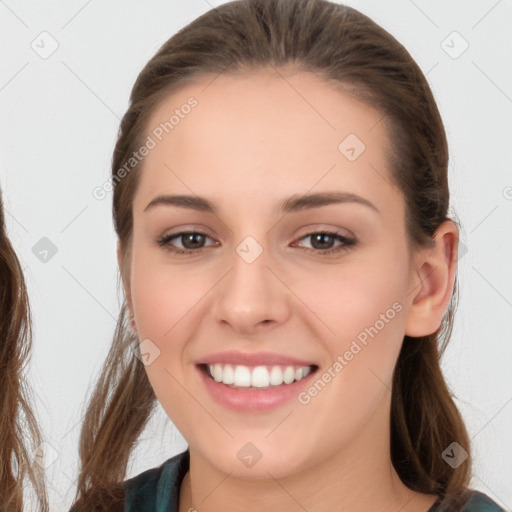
73,0,472,508
0,188,48,511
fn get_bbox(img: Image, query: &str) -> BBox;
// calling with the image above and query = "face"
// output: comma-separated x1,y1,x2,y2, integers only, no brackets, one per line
125,68,420,479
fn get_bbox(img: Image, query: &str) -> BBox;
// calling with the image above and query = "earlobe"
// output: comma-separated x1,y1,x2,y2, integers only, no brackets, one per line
405,220,459,337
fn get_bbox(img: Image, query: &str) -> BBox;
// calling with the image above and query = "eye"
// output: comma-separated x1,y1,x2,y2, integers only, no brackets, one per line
156,231,217,255
292,230,356,255
156,230,357,256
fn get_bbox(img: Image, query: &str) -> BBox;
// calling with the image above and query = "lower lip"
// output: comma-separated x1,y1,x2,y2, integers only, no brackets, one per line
197,365,317,413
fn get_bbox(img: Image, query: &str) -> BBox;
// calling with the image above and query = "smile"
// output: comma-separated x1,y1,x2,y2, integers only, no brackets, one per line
197,362,319,412
204,363,315,388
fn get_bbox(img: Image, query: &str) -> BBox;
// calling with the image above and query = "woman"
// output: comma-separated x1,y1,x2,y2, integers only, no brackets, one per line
71,0,505,510
0,187,48,511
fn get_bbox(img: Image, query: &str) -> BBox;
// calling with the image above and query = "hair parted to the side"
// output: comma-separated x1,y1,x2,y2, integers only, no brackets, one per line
0,188,49,512
72,0,473,509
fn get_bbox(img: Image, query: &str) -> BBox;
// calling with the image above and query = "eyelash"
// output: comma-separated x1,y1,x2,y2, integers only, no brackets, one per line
156,230,357,256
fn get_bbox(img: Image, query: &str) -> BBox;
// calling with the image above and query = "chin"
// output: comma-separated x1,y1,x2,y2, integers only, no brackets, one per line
195,440,314,480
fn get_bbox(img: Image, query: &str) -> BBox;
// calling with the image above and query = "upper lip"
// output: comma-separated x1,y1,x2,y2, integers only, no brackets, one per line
196,350,317,367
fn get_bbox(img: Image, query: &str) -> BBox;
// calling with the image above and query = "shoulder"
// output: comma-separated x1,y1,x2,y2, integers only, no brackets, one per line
434,489,506,512
461,490,506,511
123,449,190,512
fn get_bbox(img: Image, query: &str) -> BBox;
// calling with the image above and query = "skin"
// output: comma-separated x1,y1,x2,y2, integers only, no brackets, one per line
119,67,459,512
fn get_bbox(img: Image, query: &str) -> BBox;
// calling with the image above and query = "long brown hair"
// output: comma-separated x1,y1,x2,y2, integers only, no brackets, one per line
73,0,473,508
0,188,48,511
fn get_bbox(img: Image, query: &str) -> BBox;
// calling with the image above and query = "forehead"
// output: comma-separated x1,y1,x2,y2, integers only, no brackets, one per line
134,68,397,214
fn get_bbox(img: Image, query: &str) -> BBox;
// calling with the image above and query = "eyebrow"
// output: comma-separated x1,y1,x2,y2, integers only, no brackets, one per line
144,191,380,215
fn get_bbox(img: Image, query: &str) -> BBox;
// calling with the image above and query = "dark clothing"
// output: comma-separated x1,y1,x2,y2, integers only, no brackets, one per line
123,449,506,511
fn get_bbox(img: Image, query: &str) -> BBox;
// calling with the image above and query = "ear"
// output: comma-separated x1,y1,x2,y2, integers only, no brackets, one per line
117,241,127,298
117,241,135,326
404,220,459,337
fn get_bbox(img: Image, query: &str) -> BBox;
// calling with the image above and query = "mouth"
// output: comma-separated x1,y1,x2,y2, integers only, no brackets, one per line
198,363,319,390
194,350,321,412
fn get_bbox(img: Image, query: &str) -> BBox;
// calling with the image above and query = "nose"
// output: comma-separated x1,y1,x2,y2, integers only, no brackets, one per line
211,241,291,335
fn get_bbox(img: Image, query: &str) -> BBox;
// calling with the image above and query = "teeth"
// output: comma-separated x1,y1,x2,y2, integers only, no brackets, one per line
206,363,313,388
251,366,269,388
223,364,234,384
270,366,283,386
233,365,251,386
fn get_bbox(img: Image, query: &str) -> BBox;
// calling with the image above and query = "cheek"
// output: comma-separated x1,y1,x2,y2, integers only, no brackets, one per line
129,251,212,393
293,252,408,405
130,256,198,432
296,271,406,440
294,253,408,342
130,245,193,339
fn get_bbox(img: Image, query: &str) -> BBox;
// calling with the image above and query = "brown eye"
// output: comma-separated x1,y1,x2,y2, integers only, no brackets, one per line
293,231,357,255
156,231,215,254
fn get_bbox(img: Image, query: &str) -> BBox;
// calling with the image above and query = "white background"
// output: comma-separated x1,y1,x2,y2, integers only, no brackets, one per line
1,1,511,510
